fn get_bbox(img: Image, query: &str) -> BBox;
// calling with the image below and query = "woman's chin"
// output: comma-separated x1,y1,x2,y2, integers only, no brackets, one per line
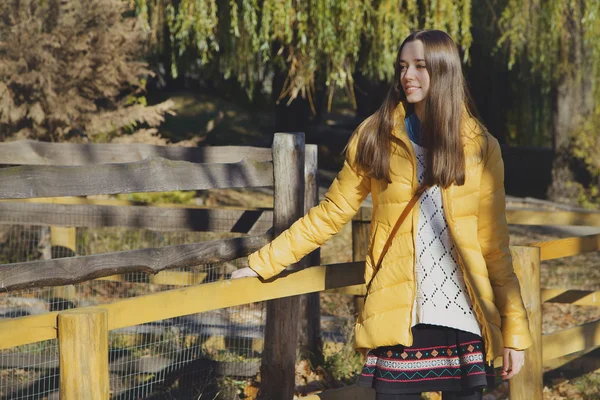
405,95,425,104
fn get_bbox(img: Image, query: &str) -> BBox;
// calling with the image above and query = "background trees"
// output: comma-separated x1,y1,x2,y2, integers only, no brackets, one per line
0,0,173,142
0,0,596,206
497,0,599,204
132,0,597,206
132,0,473,131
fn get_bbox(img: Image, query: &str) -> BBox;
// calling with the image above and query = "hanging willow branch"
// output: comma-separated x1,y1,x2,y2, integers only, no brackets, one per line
131,0,476,105
498,0,599,98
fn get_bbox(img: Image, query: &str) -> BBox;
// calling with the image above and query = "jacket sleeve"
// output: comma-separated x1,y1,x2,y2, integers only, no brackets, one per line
478,135,533,350
248,132,371,280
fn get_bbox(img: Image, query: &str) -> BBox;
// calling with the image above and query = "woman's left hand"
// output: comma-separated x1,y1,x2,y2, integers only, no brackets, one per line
230,267,259,280
501,348,525,380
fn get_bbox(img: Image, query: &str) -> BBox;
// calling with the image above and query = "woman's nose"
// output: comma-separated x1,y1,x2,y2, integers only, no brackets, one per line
403,65,415,79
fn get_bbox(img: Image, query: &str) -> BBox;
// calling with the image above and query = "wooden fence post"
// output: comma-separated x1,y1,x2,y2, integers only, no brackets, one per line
260,132,305,400
58,308,109,400
298,144,322,362
50,225,77,302
351,219,369,314
509,246,543,399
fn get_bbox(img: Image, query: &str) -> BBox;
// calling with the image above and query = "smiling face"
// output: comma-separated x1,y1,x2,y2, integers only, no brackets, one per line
399,40,430,107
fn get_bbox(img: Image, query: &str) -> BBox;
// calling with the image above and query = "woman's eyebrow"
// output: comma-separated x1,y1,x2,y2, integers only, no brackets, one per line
399,58,426,63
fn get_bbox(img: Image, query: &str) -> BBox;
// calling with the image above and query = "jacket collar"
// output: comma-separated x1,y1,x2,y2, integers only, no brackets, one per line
391,102,410,147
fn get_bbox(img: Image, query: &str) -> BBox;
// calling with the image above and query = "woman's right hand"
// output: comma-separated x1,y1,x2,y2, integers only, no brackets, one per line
230,267,259,280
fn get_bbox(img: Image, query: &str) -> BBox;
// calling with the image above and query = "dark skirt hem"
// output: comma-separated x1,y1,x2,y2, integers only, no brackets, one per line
356,324,496,394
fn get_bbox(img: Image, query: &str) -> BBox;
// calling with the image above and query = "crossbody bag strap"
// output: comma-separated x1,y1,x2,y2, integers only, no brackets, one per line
366,185,426,294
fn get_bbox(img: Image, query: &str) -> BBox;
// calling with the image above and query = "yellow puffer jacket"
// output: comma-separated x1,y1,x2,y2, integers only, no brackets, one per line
248,104,533,362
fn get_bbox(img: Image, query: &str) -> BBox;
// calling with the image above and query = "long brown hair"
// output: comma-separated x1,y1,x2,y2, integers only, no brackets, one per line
352,30,482,187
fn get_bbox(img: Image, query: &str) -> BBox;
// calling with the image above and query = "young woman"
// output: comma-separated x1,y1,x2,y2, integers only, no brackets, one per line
232,30,532,399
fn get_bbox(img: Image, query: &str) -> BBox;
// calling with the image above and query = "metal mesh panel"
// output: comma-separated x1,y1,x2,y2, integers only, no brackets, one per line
106,303,264,400
0,206,268,400
0,340,59,400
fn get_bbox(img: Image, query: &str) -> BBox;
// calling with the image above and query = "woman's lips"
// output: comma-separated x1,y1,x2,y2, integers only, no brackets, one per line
405,86,421,94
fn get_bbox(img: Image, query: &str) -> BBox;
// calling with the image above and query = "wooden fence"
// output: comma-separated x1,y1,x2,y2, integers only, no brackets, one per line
0,139,599,399
0,136,320,399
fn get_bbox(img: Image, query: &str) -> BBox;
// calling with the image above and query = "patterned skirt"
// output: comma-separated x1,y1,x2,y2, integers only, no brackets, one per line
357,324,496,394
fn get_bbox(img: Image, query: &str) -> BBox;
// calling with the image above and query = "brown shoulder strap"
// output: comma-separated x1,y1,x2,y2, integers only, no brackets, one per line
366,186,425,293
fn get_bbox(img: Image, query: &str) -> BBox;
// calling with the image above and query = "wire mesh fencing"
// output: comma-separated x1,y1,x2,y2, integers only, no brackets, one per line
0,205,270,400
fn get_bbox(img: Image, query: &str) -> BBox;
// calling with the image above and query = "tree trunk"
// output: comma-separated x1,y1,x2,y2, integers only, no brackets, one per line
547,3,595,204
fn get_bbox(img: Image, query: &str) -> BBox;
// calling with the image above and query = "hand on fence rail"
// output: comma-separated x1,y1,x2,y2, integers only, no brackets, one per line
500,348,525,380
231,267,259,279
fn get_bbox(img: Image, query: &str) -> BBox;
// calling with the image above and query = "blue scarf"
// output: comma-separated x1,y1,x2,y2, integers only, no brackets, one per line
404,112,422,146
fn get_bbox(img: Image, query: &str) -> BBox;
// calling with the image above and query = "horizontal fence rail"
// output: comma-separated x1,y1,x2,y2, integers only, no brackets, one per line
1,200,597,237
0,261,365,349
96,270,208,286
0,234,270,291
0,157,274,199
541,289,600,306
542,319,600,361
505,209,600,227
0,140,273,165
0,201,273,233
353,206,600,227
530,233,600,261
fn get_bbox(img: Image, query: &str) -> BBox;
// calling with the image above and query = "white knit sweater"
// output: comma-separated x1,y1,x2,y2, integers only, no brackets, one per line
410,140,481,335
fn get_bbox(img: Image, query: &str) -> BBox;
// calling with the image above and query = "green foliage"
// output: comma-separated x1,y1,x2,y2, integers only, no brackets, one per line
498,0,598,204
324,342,363,382
498,0,599,97
133,0,475,102
322,311,364,383
570,106,600,208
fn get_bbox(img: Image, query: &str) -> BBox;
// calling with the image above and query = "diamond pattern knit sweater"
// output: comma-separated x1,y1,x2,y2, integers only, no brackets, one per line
409,139,481,336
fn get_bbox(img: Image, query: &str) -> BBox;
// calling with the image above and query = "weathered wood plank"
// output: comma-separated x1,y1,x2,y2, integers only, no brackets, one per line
0,201,273,234
0,157,273,199
530,234,600,261
351,206,600,227
0,235,270,291
58,309,109,400
97,271,207,286
262,132,305,400
351,220,370,315
352,206,372,222
506,209,600,227
298,144,322,360
541,289,600,306
543,346,600,370
542,318,600,361
326,284,366,296
0,140,272,165
0,261,366,349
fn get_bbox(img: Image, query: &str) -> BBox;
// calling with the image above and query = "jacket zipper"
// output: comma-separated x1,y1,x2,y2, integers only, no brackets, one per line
392,124,493,362
399,138,419,347
441,192,494,364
